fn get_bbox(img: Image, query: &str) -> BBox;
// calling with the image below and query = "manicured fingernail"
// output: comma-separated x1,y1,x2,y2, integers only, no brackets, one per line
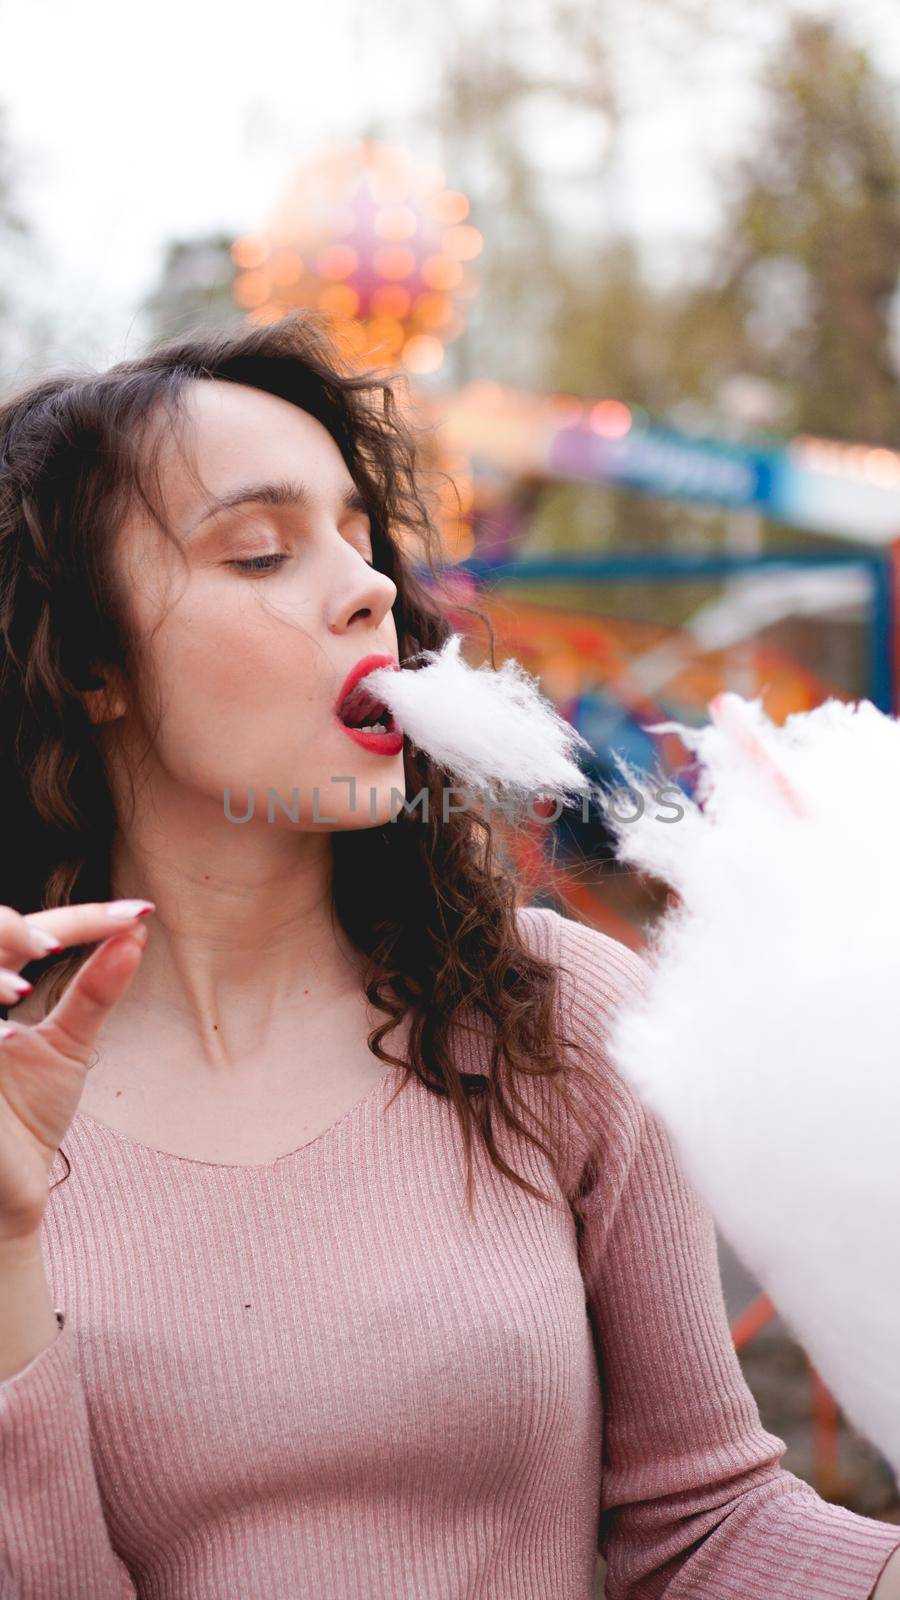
0,969,32,994
106,900,156,920
28,927,63,954
0,1022,16,1040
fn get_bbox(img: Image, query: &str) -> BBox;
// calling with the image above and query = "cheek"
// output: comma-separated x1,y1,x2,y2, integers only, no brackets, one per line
136,585,325,764
150,585,323,709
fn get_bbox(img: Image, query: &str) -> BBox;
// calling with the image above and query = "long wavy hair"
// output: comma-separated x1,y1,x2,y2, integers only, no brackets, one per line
0,312,596,1216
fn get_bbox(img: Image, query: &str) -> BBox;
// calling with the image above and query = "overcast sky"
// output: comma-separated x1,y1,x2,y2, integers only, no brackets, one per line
0,0,897,373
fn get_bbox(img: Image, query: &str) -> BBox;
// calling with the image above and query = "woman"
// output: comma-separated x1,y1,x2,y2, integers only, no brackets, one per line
0,313,897,1599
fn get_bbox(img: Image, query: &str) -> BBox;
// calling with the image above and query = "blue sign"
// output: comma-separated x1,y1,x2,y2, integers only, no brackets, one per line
548,423,781,513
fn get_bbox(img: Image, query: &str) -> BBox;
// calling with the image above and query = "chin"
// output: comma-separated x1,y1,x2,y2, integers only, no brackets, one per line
346,782,407,832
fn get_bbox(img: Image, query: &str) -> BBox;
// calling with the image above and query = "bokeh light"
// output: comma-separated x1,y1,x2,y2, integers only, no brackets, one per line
589,399,633,439
230,138,482,375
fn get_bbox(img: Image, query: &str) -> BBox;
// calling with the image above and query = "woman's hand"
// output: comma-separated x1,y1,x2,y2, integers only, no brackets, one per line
0,900,155,1244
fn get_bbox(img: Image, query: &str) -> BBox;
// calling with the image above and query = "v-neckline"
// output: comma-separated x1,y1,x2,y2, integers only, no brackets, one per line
68,1066,402,1172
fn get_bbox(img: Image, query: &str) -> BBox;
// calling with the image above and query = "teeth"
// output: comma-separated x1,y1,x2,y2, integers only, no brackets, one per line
357,722,388,734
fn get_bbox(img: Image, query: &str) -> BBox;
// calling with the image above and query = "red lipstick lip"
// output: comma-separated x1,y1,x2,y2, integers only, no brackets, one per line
337,724,405,756
333,652,404,755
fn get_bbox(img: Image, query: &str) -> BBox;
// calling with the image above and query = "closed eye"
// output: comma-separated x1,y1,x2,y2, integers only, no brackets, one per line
228,554,289,575
227,551,378,576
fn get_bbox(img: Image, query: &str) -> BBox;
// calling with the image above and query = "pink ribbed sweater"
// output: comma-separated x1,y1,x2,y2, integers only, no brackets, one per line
1,905,898,1599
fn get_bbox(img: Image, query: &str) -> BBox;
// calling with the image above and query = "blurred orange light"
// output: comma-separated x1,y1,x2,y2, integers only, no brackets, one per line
442,473,475,515
547,394,586,426
317,244,358,280
442,518,476,564
370,140,412,169
367,316,407,354
333,318,373,362
793,434,900,486
371,283,412,318
421,255,463,291
234,270,272,308
375,205,418,241
864,448,900,488
373,245,416,280
793,437,840,472
428,190,470,225
442,224,483,261
589,399,633,439
413,290,452,329
401,334,445,374
318,283,360,318
231,234,270,269
271,251,304,286
241,142,482,366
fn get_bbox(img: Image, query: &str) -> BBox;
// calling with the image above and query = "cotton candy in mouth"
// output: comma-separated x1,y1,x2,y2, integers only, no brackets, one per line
359,633,593,808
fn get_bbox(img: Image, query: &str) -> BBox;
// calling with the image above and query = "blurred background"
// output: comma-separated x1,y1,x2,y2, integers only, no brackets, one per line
3,0,899,1585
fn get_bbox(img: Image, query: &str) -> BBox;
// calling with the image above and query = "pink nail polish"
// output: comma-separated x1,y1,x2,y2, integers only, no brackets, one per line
0,969,32,993
106,899,156,921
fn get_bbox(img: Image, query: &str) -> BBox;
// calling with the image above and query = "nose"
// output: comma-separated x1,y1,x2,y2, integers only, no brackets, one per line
327,550,397,635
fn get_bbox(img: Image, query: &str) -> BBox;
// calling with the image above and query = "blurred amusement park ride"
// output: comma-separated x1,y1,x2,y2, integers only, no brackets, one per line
229,137,900,952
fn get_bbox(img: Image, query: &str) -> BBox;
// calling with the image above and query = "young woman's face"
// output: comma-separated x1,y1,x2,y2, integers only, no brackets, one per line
109,378,407,833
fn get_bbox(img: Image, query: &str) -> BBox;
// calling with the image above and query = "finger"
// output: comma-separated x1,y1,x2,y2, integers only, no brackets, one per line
33,926,149,1064
0,968,33,1005
0,901,155,968
0,906,63,967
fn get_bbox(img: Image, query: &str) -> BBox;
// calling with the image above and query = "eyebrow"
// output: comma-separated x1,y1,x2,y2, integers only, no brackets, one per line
186,477,371,534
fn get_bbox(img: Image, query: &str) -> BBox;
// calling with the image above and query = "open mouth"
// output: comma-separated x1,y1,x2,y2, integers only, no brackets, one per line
336,686,396,735
333,654,404,755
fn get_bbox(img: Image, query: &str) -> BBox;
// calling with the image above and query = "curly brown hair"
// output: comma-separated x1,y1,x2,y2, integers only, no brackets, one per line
0,311,595,1217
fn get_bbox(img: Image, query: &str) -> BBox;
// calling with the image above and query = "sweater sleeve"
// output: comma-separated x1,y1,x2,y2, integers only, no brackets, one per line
0,1319,137,1598
555,913,900,1600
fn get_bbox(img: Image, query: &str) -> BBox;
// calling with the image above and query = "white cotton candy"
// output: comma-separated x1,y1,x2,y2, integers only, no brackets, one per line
362,634,593,809
604,691,900,1485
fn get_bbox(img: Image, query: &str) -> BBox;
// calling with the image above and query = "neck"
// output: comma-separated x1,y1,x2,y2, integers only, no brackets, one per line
96,784,366,1073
